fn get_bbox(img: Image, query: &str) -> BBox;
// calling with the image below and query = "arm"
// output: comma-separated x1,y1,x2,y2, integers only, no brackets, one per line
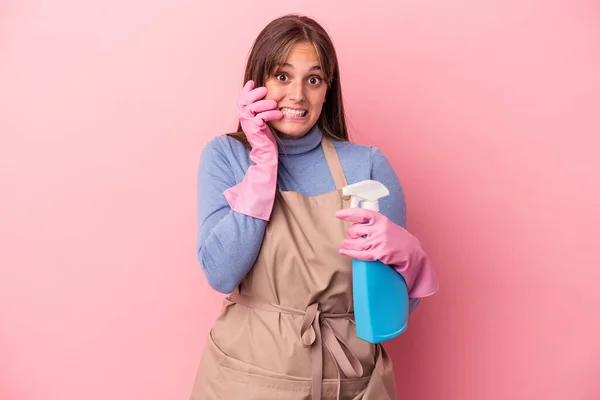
369,147,422,313
197,81,282,293
196,138,268,293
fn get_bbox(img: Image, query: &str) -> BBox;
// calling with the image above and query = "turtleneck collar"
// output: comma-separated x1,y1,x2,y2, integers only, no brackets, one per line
277,124,323,156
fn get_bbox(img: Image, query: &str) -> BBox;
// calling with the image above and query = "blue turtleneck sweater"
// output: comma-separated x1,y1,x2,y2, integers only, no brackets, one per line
196,125,420,311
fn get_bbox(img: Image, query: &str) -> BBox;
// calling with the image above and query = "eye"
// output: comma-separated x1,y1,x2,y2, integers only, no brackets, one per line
308,76,323,85
275,73,288,82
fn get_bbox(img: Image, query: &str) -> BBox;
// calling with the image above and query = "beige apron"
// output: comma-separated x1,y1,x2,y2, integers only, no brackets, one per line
190,137,397,399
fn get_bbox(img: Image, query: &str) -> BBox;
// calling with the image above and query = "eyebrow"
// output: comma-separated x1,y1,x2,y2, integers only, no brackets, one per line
278,62,322,71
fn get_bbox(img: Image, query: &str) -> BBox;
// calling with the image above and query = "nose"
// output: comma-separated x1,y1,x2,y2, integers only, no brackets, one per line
288,80,306,102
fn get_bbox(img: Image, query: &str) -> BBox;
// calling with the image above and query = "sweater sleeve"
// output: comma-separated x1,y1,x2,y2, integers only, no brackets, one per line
196,137,268,293
369,146,421,313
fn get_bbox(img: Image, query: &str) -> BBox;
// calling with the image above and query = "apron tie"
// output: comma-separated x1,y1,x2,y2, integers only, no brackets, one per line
228,292,364,400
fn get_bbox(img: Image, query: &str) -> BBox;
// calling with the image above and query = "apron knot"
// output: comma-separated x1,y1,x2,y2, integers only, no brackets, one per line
300,303,365,400
300,303,320,347
227,292,364,400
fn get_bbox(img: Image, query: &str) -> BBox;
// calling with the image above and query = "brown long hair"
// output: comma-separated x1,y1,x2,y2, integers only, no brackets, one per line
227,14,349,148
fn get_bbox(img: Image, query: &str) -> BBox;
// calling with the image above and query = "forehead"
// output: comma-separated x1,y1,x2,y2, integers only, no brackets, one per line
278,42,321,68
286,42,319,62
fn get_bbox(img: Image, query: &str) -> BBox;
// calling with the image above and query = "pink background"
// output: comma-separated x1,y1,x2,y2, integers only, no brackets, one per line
1,1,599,399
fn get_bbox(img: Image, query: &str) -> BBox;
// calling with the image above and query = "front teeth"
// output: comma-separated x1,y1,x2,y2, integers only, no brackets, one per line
281,108,307,117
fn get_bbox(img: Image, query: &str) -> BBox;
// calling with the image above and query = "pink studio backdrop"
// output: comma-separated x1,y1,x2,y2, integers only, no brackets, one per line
1,0,599,399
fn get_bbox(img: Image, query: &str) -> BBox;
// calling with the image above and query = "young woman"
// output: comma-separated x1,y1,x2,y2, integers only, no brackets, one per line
191,14,439,400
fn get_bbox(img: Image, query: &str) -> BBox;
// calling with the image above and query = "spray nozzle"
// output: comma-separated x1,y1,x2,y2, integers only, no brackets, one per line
342,180,390,212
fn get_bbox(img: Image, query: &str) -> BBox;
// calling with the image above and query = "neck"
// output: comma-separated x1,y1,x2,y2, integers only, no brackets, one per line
277,125,323,155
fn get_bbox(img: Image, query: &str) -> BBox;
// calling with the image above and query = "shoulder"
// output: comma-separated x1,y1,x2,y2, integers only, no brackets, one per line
332,140,371,162
368,145,393,167
203,134,248,155
334,140,401,188
200,134,250,165
332,140,391,168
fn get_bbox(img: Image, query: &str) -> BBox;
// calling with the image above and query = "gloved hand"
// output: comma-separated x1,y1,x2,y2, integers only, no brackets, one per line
335,208,439,298
223,80,283,220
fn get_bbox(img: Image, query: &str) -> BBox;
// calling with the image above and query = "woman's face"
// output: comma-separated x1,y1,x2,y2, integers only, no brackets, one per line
264,42,328,139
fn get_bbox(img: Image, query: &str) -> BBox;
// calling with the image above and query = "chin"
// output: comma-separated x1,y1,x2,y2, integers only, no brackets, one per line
278,131,308,139
271,122,313,139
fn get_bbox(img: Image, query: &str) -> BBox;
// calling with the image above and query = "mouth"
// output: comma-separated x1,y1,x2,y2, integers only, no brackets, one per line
280,107,308,118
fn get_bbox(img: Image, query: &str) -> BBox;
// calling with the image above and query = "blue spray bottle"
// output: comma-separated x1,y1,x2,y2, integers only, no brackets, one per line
342,180,410,344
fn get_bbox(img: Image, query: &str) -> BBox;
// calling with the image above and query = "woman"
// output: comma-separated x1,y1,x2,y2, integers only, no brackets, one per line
191,14,439,400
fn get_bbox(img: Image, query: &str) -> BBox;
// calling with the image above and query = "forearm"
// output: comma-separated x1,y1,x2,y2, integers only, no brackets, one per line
196,137,269,293
198,210,267,293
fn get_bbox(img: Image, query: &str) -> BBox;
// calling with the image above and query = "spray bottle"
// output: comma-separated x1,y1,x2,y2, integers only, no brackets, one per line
342,180,410,343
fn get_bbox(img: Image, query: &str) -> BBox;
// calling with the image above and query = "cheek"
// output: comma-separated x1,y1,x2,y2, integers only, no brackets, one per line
309,89,327,108
264,83,285,102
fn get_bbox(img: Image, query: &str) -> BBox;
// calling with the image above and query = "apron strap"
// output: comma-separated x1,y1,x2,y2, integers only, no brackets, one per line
321,137,348,191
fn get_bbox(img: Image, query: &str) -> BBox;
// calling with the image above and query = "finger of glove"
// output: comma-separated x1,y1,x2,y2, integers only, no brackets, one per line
246,99,279,115
256,109,284,124
347,223,372,239
335,208,377,224
242,80,255,94
339,248,376,261
239,86,268,107
342,237,373,252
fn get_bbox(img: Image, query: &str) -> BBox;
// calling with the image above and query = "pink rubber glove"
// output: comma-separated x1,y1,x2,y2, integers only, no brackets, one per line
335,208,439,298
222,80,283,221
